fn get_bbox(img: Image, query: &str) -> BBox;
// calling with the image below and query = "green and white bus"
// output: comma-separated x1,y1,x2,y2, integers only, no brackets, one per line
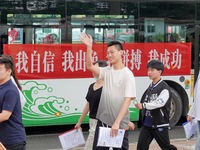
1,0,199,128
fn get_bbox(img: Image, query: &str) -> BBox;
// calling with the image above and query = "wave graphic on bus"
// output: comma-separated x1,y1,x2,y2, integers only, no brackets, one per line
21,81,84,126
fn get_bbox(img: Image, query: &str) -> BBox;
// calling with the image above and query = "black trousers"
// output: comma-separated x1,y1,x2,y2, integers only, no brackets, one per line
4,141,26,150
137,126,177,150
92,120,129,150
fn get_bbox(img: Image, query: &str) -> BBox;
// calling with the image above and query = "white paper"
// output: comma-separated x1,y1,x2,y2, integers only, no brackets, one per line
58,128,85,150
97,127,125,148
183,119,198,140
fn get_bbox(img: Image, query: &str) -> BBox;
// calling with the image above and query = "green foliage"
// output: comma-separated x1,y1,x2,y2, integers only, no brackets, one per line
151,33,164,42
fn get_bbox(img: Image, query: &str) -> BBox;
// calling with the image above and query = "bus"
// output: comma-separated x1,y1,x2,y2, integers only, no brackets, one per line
0,0,199,128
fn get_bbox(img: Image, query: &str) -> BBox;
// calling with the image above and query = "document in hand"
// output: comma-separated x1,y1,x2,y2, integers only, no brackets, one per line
182,119,198,140
58,128,85,150
97,127,125,148
0,142,6,150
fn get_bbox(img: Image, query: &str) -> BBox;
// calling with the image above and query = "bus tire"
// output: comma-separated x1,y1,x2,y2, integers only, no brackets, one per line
169,87,183,128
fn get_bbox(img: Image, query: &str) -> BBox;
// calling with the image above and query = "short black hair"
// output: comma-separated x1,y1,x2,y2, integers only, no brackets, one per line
107,41,123,51
0,54,14,70
147,59,164,73
0,54,22,90
94,60,108,67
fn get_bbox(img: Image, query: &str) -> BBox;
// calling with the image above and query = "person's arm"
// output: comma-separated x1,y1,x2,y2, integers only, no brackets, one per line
187,103,196,123
111,72,136,136
74,102,90,128
143,89,169,110
111,97,133,136
128,121,135,130
80,33,100,76
187,115,193,123
135,103,143,110
0,110,12,122
135,89,147,110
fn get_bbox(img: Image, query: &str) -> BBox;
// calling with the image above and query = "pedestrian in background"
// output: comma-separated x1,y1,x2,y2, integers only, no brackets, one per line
135,60,177,150
187,72,200,150
80,33,136,150
0,54,26,150
75,60,108,150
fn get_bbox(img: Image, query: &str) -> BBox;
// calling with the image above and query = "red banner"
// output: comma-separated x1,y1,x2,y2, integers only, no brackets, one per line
4,43,191,79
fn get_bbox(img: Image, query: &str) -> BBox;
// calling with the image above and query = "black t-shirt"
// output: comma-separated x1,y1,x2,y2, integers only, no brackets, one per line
85,83,102,119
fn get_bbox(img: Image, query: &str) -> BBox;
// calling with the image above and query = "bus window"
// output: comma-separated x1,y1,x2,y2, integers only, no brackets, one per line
71,15,136,43
34,28,61,44
72,28,86,43
144,18,164,42
8,28,23,44
166,25,186,42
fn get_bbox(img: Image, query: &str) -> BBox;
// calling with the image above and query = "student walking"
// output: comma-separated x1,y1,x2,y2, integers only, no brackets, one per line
135,59,177,150
80,33,136,150
75,60,108,150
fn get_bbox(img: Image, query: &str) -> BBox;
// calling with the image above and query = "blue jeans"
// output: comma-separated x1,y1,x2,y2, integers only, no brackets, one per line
195,121,200,150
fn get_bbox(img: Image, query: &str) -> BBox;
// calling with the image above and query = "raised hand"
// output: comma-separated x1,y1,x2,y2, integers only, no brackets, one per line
80,33,93,47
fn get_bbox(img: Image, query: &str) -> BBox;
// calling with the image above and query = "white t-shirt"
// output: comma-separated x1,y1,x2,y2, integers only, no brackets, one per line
96,66,136,129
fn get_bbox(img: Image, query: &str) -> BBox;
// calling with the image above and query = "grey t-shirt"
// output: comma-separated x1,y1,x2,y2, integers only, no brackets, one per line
96,66,136,129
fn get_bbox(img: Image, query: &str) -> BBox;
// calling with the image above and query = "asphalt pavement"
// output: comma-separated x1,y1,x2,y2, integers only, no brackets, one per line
26,125,197,150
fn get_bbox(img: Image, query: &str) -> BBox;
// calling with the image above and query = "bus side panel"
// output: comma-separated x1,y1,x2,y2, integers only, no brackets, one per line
21,78,139,127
